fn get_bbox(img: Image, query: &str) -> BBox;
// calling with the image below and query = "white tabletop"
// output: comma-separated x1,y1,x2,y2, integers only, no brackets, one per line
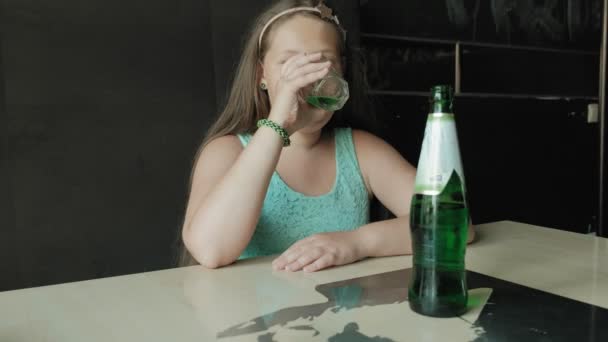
1,221,607,341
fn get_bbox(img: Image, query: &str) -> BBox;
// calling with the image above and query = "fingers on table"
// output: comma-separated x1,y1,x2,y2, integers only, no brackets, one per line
284,247,324,272
303,253,336,273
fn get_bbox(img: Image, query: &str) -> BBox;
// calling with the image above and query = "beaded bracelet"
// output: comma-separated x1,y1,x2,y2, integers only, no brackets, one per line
257,119,291,147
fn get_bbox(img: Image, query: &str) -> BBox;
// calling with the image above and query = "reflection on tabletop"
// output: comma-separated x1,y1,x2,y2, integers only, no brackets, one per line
183,265,490,341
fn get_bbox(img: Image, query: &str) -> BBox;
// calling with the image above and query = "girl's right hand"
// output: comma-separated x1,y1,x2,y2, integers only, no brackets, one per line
267,52,331,135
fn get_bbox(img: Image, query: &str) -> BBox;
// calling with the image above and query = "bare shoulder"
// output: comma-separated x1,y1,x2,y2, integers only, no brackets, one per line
182,135,244,231
351,129,414,169
351,129,416,215
198,135,243,160
351,129,392,153
192,135,244,180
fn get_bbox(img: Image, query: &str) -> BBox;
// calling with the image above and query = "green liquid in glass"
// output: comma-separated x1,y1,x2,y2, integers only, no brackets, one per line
408,170,469,317
306,96,340,110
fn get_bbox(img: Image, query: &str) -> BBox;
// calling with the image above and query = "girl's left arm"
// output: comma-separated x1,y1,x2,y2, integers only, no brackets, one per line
272,130,475,272
349,130,417,257
352,130,475,259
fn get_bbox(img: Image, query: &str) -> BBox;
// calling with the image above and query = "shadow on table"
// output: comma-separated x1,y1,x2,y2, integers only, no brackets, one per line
217,268,608,342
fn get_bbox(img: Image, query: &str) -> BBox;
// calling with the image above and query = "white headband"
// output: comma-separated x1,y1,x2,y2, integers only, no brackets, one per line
258,3,345,51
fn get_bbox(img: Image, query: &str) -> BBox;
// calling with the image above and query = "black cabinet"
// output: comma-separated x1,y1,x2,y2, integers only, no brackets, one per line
361,0,602,233
374,95,597,233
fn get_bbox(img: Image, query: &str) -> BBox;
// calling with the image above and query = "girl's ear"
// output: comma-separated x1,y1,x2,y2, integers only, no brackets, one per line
257,60,266,86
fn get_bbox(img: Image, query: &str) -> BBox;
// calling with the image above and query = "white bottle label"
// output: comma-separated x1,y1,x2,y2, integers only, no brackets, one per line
414,113,466,195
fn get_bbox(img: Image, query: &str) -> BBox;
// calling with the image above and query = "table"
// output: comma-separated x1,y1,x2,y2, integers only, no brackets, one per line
1,221,607,341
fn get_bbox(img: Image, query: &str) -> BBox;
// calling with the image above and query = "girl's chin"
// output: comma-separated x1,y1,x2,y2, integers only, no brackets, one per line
300,110,333,132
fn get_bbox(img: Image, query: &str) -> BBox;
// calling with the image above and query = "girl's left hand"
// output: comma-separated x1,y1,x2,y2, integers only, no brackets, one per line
272,231,364,273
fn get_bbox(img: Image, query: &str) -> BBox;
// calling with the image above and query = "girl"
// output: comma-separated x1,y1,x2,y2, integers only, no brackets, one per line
179,0,474,272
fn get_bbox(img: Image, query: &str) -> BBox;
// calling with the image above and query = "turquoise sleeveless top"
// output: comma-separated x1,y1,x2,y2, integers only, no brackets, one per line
237,127,370,259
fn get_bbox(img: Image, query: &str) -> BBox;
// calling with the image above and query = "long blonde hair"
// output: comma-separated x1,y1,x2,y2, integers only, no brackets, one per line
177,0,375,266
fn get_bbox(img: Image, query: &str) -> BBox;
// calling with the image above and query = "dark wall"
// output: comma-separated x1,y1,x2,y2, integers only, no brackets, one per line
601,0,608,238
0,11,20,291
209,0,273,104
0,0,361,291
1,0,216,291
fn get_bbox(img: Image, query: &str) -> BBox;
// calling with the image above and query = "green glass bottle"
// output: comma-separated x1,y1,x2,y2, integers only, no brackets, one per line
408,85,469,317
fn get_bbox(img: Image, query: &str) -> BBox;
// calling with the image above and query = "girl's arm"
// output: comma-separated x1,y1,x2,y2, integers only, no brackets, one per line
353,129,475,258
182,128,284,269
354,216,475,258
272,130,475,272
183,52,331,268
